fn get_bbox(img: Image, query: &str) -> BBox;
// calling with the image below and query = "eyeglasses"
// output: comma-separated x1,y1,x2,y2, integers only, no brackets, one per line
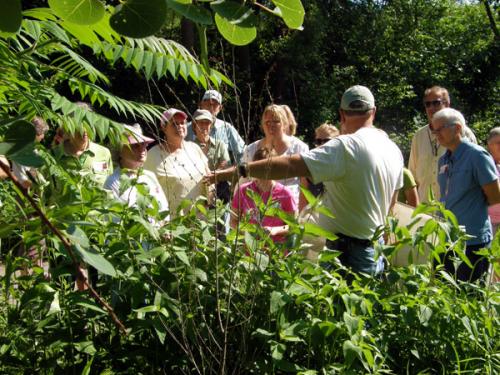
424,99,447,108
314,138,332,146
430,123,456,134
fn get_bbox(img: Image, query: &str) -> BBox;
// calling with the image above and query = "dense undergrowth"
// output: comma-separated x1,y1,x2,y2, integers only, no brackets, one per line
0,163,499,374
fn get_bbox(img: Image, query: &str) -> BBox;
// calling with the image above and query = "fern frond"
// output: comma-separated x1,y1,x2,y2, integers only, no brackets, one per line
52,46,110,84
65,77,163,124
50,91,125,143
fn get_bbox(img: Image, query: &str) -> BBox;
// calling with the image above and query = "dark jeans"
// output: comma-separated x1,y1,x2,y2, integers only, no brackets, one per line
325,233,383,275
440,242,490,283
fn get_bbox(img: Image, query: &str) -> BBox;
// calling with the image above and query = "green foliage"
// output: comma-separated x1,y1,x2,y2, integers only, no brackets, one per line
212,1,258,46
0,0,22,37
110,0,167,38
1,166,498,373
48,0,105,25
271,0,305,30
0,6,230,151
0,1,305,47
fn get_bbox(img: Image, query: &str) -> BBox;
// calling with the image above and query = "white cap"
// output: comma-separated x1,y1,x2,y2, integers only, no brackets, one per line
202,89,222,104
123,123,154,144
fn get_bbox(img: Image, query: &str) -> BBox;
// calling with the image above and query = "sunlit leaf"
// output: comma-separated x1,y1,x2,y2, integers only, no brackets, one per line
49,0,105,25
271,0,305,29
212,1,257,46
74,244,117,277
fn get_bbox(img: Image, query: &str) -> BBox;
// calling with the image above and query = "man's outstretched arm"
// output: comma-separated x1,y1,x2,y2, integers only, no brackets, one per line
206,154,311,184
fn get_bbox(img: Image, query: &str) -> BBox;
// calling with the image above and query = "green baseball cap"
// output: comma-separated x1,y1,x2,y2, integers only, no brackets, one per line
340,85,375,111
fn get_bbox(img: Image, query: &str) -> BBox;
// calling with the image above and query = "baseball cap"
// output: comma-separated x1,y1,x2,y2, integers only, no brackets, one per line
202,89,222,104
124,123,154,144
193,109,214,123
161,108,188,125
340,85,375,111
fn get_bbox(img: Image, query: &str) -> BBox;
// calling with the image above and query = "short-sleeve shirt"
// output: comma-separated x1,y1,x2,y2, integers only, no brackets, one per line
242,136,309,205
408,124,477,202
53,141,113,186
488,164,500,226
143,141,209,216
397,168,417,203
193,136,231,170
438,141,497,245
104,168,169,213
187,118,245,164
302,127,404,239
232,181,297,243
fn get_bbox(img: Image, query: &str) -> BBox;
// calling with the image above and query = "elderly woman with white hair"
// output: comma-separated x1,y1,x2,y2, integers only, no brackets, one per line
432,108,500,282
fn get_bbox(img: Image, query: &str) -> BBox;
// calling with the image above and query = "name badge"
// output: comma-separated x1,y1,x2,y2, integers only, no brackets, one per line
439,164,448,175
93,161,109,173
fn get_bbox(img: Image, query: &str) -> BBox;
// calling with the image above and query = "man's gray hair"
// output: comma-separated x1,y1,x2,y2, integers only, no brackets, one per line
488,127,500,143
432,108,466,136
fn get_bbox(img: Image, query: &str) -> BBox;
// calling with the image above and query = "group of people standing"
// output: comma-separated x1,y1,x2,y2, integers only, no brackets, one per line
1,85,499,284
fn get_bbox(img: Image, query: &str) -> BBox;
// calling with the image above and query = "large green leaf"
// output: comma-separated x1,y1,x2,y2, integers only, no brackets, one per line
110,0,167,39
166,0,213,25
0,119,36,156
8,145,44,168
271,0,304,30
48,0,105,25
212,1,257,46
74,244,117,277
0,0,22,37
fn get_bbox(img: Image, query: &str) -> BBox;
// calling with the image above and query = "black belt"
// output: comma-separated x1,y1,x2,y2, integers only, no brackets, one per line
328,233,372,247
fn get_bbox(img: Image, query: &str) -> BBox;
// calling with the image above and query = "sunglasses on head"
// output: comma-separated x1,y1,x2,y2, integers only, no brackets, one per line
314,138,332,146
424,99,447,108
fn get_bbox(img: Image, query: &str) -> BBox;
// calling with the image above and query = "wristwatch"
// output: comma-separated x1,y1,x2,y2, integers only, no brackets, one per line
238,162,248,178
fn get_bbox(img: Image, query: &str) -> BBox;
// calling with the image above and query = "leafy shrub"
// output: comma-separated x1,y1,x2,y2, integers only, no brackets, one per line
1,164,499,374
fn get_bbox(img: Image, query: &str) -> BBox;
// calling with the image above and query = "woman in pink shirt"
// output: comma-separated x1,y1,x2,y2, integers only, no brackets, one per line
231,147,297,246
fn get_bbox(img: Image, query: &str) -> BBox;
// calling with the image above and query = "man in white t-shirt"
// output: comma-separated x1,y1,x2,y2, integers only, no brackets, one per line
208,86,404,274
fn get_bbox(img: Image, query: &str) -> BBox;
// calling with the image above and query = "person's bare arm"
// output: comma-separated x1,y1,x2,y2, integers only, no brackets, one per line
206,154,311,184
230,211,239,229
263,225,289,237
404,186,419,208
298,177,309,211
0,156,10,179
389,190,399,214
483,179,500,206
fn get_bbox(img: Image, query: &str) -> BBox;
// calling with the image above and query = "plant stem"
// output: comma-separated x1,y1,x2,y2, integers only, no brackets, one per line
0,159,127,335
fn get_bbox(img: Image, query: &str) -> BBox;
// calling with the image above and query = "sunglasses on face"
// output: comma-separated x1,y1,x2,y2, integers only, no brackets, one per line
314,138,332,146
424,99,447,108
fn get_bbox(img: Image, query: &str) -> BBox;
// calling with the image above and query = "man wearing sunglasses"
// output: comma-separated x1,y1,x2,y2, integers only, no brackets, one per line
433,108,500,282
408,86,477,203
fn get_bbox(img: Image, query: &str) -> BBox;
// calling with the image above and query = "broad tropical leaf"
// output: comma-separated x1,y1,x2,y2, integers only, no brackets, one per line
110,0,167,38
271,0,305,30
0,0,22,37
212,1,257,46
48,0,105,25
